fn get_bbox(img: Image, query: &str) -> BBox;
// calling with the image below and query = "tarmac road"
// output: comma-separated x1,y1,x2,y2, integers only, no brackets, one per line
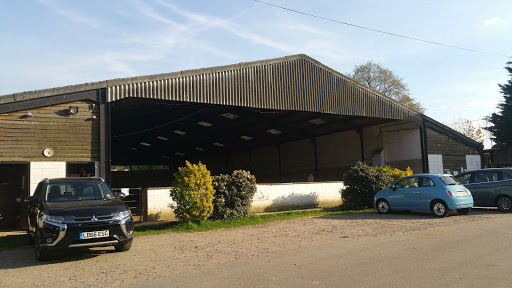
1,209,511,287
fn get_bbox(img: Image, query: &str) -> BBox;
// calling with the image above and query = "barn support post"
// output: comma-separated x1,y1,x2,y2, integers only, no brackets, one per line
420,118,429,173
99,88,111,184
313,137,318,177
357,128,365,162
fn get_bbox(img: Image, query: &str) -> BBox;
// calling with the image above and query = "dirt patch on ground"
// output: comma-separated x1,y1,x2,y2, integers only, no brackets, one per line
0,209,503,287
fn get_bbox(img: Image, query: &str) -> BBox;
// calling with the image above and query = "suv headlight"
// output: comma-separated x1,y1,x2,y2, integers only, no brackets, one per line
114,210,131,220
45,215,65,223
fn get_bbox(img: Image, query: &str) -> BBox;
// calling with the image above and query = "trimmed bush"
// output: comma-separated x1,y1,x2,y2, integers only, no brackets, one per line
341,161,393,208
211,170,257,220
169,161,214,221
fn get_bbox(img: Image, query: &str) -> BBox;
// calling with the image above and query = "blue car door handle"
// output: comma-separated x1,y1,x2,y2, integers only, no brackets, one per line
413,192,420,194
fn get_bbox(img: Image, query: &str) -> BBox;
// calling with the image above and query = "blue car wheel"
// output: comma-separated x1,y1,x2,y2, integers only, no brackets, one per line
376,199,391,214
431,200,448,218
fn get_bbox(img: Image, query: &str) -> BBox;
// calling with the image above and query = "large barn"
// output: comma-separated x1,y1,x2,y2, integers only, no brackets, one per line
0,54,483,226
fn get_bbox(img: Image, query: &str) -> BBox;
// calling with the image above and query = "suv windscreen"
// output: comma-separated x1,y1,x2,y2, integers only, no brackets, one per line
45,180,116,202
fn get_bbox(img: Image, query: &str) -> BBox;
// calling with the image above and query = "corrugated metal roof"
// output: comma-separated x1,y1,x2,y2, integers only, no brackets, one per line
106,54,422,123
0,54,421,123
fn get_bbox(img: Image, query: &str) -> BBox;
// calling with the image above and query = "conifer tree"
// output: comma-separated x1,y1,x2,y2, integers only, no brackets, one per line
486,62,512,149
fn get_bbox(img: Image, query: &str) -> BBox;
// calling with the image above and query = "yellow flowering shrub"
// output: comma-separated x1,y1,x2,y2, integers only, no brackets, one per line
384,165,412,181
169,161,214,221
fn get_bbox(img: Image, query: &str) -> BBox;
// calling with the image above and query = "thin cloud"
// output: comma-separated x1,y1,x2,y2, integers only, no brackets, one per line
119,11,233,60
456,99,500,109
440,105,448,109
155,0,297,53
35,0,102,29
134,0,179,27
484,17,502,26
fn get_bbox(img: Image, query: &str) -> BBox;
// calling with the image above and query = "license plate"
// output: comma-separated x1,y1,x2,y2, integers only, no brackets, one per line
80,230,109,239
458,191,468,195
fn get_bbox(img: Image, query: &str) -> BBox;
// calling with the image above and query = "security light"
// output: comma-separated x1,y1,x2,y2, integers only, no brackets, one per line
309,118,326,125
221,113,238,119
173,130,186,135
68,106,79,115
198,121,212,127
266,129,282,135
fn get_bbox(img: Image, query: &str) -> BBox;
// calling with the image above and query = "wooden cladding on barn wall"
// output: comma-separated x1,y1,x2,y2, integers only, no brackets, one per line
0,101,100,162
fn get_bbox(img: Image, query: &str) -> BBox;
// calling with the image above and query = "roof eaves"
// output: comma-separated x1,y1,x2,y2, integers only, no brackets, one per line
423,115,484,151
0,81,107,105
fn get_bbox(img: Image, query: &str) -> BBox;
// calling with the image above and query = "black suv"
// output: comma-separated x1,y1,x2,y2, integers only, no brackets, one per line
25,177,134,260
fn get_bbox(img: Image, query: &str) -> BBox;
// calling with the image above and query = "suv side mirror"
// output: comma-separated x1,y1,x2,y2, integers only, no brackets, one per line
24,195,38,205
115,192,126,200
392,184,397,191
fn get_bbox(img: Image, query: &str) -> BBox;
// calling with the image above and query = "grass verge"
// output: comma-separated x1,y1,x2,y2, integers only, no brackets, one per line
134,207,374,236
0,207,374,251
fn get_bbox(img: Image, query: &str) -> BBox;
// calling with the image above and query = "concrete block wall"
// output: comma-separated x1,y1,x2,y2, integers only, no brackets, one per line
145,182,344,221
30,161,66,195
146,188,175,222
251,182,344,212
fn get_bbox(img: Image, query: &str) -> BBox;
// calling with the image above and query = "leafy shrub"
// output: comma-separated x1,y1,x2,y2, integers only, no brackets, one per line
169,161,214,221
341,161,393,208
211,170,257,220
374,165,413,181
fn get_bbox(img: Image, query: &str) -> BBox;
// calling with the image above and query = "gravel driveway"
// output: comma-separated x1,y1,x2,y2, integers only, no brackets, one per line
0,209,505,287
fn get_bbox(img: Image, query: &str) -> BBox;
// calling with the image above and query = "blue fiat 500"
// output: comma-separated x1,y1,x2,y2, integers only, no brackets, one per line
373,174,474,217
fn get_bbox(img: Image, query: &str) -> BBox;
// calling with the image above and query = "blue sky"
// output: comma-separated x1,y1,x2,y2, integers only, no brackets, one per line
1,0,511,130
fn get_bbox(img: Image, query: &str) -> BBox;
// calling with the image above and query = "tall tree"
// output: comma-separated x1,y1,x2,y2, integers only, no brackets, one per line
485,62,512,149
350,61,425,113
451,118,485,143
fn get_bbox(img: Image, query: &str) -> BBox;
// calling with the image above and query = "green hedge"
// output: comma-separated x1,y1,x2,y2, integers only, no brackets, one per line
341,161,393,208
211,170,257,220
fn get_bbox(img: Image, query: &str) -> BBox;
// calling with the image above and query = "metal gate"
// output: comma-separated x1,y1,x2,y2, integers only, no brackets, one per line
112,188,144,222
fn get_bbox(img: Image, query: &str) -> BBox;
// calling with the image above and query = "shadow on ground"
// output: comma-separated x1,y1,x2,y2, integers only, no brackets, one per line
0,245,116,269
318,207,502,221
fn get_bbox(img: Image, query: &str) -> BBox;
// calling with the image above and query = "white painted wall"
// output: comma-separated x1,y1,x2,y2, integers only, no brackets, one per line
146,182,344,221
146,188,176,221
29,161,66,195
363,122,421,165
251,182,344,212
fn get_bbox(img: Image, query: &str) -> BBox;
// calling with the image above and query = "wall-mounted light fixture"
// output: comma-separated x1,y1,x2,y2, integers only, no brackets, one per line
26,112,33,117
68,106,79,115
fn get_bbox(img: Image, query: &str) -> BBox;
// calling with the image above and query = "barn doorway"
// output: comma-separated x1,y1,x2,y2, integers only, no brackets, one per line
0,164,29,228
